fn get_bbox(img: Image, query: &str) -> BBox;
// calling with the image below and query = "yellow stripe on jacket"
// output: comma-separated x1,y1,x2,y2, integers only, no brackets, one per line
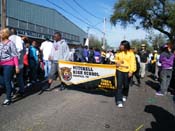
115,50,136,73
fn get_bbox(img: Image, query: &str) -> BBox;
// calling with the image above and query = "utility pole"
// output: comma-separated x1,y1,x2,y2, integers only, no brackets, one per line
1,0,6,29
87,26,89,39
85,26,89,47
102,17,106,49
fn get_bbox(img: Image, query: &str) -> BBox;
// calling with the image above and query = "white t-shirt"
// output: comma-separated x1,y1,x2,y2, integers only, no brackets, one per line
156,54,161,67
9,35,24,68
40,40,53,60
9,35,23,52
50,39,70,61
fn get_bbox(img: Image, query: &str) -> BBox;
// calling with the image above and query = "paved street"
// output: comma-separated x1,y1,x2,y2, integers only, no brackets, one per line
0,75,174,131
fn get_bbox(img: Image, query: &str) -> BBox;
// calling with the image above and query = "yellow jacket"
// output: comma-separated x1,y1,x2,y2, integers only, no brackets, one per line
151,53,157,64
115,50,136,73
101,51,106,57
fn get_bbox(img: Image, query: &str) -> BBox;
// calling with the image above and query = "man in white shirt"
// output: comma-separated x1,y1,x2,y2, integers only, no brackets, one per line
9,28,25,97
40,38,53,79
42,32,69,91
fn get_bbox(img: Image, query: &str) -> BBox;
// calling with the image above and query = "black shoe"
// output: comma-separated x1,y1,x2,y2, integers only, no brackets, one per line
2,99,11,106
59,84,65,91
13,93,24,99
42,83,51,91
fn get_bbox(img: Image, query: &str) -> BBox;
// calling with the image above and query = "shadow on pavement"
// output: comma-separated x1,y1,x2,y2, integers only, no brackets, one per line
66,84,115,97
147,74,155,81
12,80,47,103
144,105,175,131
12,79,116,103
145,80,160,91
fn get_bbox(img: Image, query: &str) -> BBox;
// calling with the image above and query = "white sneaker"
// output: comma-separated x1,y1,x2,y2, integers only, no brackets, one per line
122,97,127,102
117,103,123,108
155,92,164,96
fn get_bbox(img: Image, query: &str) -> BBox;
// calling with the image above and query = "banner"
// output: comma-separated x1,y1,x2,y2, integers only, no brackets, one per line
58,60,117,90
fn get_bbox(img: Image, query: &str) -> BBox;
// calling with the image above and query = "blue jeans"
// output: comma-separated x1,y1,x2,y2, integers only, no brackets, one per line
16,68,24,93
0,65,14,100
44,60,51,78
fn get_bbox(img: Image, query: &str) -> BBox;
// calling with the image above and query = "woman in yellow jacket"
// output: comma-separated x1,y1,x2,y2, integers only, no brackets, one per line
115,40,136,108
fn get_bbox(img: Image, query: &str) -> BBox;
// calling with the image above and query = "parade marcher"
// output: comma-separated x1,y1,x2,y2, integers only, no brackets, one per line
43,32,69,91
40,38,53,79
0,28,19,105
9,28,25,97
115,40,136,108
138,44,149,78
156,43,174,96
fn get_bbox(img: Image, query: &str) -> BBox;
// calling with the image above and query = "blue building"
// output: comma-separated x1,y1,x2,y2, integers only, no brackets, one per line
0,0,87,45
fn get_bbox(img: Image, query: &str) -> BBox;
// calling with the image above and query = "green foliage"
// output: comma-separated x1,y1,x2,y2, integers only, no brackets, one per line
130,39,153,51
110,0,175,44
89,35,102,49
146,32,167,49
89,35,111,50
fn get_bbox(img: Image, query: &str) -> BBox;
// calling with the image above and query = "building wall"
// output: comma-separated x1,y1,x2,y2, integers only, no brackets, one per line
0,0,87,44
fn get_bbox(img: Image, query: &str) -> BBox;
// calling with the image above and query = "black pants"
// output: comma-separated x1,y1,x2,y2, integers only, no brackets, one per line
133,68,140,84
115,70,129,102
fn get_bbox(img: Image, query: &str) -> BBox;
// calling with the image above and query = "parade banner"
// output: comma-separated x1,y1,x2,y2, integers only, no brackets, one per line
58,60,117,90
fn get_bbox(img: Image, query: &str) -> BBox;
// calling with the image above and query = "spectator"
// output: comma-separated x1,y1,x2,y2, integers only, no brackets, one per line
40,38,53,79
88,47,94,63
154,51,161,81
138,44,149,78
9,28,25,97
23,42,30,86
131,48,141,86
29,40,39,84
94,48,101,64
83,46,89,62
169,47,175,94
69,48,75,61
76,45,84,62
156,43,174,96
0,28,19,105
101,50,106,64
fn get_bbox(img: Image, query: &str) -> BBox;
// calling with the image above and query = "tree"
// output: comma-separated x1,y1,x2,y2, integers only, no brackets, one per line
110,0,175,45
146,32,167,49
130,39,153,51
89,35,102,49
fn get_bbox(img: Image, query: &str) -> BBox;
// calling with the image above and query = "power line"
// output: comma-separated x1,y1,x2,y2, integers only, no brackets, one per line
62,0,92,24
46,0,103,33
73,0,103,20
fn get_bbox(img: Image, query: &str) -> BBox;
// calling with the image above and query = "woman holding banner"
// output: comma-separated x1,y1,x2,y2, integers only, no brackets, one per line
115,40,136,108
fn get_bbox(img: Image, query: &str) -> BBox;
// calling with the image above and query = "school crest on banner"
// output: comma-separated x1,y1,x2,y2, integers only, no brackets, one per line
58,60,117,90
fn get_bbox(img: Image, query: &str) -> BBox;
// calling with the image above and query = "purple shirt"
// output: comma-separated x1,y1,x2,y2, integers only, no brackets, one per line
160,52,174,69
83,48,89,57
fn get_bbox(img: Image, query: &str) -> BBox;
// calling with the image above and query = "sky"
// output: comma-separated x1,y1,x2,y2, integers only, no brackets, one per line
25,0,149,48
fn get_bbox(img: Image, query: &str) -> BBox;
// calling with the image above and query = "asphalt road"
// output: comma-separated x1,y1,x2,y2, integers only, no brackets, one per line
0,75,174,131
